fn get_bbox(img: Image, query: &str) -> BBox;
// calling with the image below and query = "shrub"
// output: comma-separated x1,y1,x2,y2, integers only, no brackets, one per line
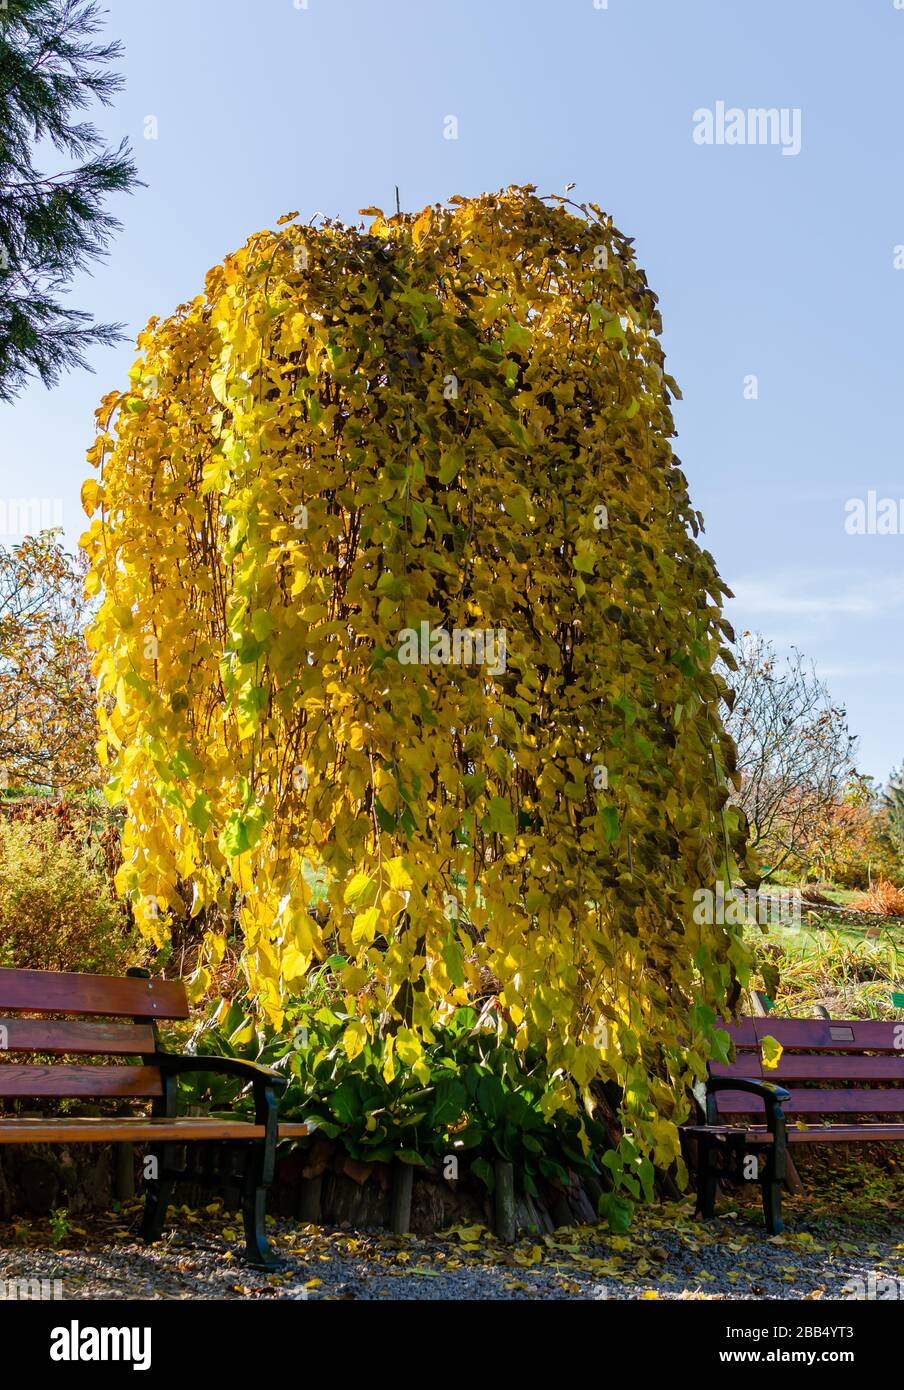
0,808,143,973
856,879,904,918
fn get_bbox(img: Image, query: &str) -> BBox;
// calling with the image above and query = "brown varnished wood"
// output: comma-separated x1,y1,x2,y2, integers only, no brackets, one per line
0,1064,164,1098
0,967,189,1020
0,1117,310,1144
0,1019,158,1055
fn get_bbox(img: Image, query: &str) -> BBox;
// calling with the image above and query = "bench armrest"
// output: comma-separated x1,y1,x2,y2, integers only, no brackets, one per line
707,1076,790,1106
706,1076,790,1179
156,1053,288,1092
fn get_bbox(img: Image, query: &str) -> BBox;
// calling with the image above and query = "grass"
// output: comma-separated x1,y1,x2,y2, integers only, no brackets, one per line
748,903,904,1020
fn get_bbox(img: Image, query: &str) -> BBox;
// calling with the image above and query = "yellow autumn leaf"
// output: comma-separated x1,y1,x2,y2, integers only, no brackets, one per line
80,478,102,515
382,1034,396,1084
384,856,412,892
351,906,380,947
394,1027,422,1067
342,1019,368,1061
343,872,375,908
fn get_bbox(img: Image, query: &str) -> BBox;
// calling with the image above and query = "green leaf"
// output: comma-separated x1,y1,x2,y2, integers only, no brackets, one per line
237,684,268,727
438,447,464,485
476,1072,505,1122
187,793,212,832
601,806,619,844
483,797,516,837
599,1191,633,1233
462,772,486,805
218,805,266,857
471,1157,495,1191
502,322,531,352
250,608,275,641
442,937,465,987
167,746,201,781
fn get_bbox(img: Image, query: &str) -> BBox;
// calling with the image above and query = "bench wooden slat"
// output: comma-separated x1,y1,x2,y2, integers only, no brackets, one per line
718,1018,760,1047
0,1117,310,1144
0,1064,163,1098
720,1017,902,1052
711,1055,904,1082
0,1019,158,1055
714,1088,904,1116
685,1122,904,1144
0,967,189,1020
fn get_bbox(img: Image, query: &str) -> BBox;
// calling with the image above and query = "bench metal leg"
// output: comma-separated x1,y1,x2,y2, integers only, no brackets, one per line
242,1085,282,1268
242,1178,277,1268
142,1072,179,1245
695,1137,718,1220
762,1101,787,1234
761,1139,785,1234
141,1142,176,1243
241,1139,280,1268
761,1176,784,1235
141,1176,175,1241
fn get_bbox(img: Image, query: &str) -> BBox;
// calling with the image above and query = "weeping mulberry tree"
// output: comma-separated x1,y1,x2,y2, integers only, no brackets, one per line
82,186,755,1177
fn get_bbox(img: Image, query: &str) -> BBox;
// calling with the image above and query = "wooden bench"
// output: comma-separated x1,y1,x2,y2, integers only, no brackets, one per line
683,1016,904,1234
0,965,307,1266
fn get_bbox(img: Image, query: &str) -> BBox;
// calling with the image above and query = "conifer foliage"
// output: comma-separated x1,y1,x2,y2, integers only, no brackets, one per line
0,0,138,401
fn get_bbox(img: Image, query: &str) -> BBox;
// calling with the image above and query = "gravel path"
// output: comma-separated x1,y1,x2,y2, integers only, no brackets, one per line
2,1198,902,1300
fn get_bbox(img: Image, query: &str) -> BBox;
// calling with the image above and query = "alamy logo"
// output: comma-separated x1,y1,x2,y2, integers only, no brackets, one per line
397,621,507,675
0,497,64,540
844,491,904,535
50,1321,151,1371
692,882,801,927
693,101,802,157
0,1277,61,1299
841,1273,904,1300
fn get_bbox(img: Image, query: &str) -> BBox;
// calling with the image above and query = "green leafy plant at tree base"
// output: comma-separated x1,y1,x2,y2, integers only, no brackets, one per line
174,999,652,1226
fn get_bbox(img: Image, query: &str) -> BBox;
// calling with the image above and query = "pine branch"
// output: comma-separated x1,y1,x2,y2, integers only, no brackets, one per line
0,0,140,399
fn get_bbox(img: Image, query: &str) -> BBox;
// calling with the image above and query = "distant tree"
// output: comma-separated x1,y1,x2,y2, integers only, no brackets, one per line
799,773,900,888
0,531,98,791
881,764,904,858
719,632,856,877
0,0,139,402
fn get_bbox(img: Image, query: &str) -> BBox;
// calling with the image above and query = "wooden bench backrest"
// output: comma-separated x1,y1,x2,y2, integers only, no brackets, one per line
0,966,189,1101
709,1017,904,1120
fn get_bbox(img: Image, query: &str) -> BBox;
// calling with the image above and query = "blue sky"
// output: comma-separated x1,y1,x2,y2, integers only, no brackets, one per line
3,0,902,782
